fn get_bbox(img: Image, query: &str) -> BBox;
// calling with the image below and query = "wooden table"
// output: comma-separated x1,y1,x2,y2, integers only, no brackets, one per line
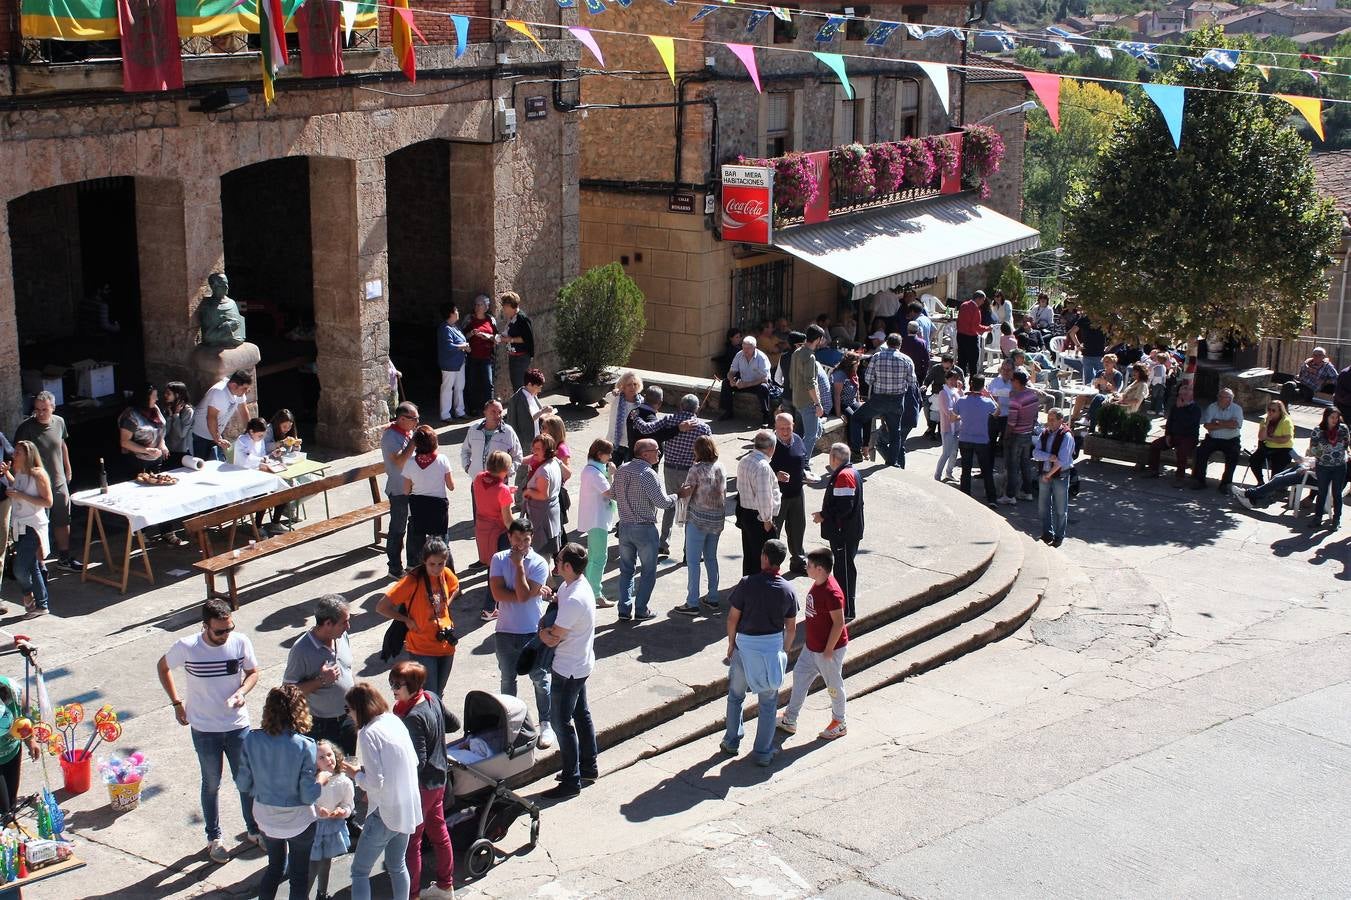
72,462,287,593
272,457,332,519
0,853,85,894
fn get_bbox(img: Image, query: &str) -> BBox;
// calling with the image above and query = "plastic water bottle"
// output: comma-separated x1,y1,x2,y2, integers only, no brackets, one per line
98,458,109,494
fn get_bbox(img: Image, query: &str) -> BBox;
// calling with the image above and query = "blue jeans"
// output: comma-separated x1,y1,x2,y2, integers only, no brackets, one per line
350,809,411,900
796,402,821,457
14,530,48,610
1246,465,1307,505
550,673,597,788
408,652,454,698
850,393,903,466
260,821,314,900
509,354,532,393
1316,464,1347,523
1004,432,1035,498
723,647,780,759
190,726,257,841
494,631,552,727
617,522,659,616
192,434,224,462
386,494,411,573
684,522,721,609
1038,473,1070,541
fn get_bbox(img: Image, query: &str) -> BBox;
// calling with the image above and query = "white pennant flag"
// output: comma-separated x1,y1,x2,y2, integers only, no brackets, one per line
1095,45,1112,60
342,0,358,43
915,60,950,115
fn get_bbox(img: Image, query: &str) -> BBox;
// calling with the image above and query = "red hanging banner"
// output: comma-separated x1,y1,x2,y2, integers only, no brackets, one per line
297,0,344,78
116,0,183,93
803,151,831,225
720,165,774,245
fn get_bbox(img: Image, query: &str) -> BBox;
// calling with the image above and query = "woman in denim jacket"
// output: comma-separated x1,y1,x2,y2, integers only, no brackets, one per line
236,685,325,900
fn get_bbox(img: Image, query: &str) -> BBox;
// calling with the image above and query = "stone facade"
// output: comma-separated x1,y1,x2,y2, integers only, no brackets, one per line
0,24,581,451
579,3,1032,379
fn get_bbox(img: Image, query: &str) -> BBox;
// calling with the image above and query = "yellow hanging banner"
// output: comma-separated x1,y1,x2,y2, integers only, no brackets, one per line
506,19,545,53
1276,93,1324,140
649,35,676,84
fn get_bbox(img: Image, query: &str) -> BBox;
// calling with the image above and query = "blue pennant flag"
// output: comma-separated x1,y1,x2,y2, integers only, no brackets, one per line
1115,40,1158,69
1197,48,1239,71
905,23,926,40
691,3,718,20
816,15,845,43
924,26,961,40
1053,40,1076,55
556,0,576,7
745,9,770,32
1046,25,1075,38
866,22,900,46
1141,82,1185,149
978,30,1015,50
584,0,606,14
612,0,631,7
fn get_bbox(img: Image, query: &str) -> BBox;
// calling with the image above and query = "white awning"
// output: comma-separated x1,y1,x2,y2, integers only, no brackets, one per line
771,196,1041,300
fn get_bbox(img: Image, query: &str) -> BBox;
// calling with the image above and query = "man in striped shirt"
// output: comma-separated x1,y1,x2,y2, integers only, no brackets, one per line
611,439,691,620
849,333,918,468
736,430,782,577
1002,369,1042,504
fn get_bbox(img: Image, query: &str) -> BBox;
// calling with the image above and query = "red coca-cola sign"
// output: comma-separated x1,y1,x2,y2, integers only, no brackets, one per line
720,165,774,245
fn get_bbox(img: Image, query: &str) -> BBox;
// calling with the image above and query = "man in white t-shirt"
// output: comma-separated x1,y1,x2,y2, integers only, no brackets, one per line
191,370,253,462
156,598,261,863
538,542,597,800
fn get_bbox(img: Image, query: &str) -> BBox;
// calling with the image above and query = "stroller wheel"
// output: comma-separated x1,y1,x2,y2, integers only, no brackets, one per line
466,838,496,879
530,816,540,847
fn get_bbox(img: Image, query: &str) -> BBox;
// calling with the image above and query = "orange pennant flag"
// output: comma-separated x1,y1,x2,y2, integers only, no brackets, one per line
649,35,676,84
1276,93,1324,140
390,0,421,82
506,19,545,53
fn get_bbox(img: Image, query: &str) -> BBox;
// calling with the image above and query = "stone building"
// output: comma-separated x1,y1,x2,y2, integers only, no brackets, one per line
578,1,1037,379
0,2,580,459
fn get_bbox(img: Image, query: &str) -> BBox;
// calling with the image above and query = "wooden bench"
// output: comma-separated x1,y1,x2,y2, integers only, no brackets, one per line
182,462,389,608
1256,375,1334,409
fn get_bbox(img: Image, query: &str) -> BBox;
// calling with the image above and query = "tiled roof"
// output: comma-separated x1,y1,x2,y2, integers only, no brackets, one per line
1312,151,1351,218
966,53,1032,83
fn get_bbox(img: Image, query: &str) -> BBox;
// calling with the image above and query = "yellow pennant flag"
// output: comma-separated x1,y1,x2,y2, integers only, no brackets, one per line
1276,93,1324,140
506,19,545,53
1254,64,1271,80
649,35,676,84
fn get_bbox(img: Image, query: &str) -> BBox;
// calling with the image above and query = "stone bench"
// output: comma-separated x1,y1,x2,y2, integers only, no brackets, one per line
626,367,845,453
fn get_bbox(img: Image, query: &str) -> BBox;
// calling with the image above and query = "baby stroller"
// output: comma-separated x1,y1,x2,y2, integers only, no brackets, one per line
446,690,542,879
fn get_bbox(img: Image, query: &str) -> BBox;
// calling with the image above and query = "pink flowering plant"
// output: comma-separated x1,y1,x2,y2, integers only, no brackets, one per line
740,153,820,214
923,134,959,180
961,124,1006,198
897,138,937,188
869,142,908,194
832,143,876,196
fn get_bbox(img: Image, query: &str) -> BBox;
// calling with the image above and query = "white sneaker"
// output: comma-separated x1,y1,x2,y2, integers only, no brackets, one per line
422,885,456,900
1018,492,1035,501
996,496,1017,506
537,724,556,750
207,839,229,863
1231,483,1254,510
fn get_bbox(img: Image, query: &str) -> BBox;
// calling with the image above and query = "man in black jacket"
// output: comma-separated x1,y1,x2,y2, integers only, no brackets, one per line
501,291,535,392
1143,384,1202,480
814,442,864,620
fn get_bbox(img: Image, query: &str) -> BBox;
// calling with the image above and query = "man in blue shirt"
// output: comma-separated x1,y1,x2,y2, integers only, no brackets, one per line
381,403,419,579
954,375,999,505
490,518,555,748
1033,408,1076,547
436,303,470,422
1191,388,1245,492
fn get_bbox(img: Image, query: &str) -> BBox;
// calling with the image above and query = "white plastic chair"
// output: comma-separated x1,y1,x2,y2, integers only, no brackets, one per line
980,329,1001,372
1287,469,1334,515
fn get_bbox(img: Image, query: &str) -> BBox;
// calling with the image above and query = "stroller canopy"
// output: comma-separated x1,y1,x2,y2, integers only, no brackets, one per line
462,690,536,754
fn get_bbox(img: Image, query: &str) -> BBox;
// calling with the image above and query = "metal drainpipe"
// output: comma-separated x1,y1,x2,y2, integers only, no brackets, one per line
1336,239,1351,348
959,1,987,125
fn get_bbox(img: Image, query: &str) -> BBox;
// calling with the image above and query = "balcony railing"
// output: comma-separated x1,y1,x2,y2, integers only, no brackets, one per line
18,31,377,65
761,131,984,230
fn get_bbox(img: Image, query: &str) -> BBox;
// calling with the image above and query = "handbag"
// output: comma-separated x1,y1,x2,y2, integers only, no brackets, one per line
379,604,409,662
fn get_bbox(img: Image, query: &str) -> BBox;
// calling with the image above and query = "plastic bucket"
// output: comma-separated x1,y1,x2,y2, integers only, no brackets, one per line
60,750,92,795
107,780,142,812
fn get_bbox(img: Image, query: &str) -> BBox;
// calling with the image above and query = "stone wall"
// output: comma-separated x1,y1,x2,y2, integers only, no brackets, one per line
0,74,579,450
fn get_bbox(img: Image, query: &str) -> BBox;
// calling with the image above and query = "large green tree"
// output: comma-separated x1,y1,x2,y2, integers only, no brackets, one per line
1062,27,1342,345
1025,79,1125,248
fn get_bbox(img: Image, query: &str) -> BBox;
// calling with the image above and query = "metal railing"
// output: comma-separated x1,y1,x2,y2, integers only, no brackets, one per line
19,30,378,65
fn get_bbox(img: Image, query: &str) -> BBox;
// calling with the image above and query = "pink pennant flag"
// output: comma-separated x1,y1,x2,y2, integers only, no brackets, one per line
725,42,760,92
1024,71,1061,130
568,25,605,67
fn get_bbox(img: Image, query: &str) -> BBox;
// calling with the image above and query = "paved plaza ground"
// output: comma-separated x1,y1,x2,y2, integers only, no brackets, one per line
5,393,1350,898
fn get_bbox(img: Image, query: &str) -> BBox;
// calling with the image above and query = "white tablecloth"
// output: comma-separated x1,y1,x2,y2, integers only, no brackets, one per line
71,461,288,532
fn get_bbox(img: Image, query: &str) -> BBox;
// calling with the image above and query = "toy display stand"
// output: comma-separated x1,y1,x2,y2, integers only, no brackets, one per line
107,781,142,812
0,856,86,895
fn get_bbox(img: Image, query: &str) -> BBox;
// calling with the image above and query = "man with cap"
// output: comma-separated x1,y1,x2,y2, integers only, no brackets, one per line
1286,347,1338,404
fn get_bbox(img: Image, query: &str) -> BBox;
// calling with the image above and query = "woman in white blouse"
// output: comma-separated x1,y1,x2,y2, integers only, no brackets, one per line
342,682,423,900
402,425,456,569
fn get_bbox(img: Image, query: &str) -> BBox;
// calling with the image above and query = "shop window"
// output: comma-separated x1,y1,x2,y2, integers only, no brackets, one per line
896,78,922,138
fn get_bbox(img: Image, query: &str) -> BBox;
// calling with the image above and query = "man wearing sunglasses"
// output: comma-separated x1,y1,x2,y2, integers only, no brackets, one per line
157,599,261,864
382,402,422,580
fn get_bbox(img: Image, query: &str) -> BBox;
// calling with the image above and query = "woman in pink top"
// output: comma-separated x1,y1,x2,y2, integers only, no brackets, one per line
472,450,515,567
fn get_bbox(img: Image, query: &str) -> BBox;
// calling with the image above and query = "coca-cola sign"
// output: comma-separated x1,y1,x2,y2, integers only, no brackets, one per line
720,165,774,245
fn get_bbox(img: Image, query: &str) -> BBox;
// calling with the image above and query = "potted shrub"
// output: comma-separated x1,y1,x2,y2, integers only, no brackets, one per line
1084,402,1153,463
832,142,876,196
554,262,647,406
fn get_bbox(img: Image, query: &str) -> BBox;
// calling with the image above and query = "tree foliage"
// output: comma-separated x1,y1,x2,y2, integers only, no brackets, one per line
1062,27,1342,346
1024,79,1126,248
555,262,647,382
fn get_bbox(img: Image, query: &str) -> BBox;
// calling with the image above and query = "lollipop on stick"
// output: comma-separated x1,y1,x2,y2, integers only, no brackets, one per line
86,721,122,757
82,708,118,756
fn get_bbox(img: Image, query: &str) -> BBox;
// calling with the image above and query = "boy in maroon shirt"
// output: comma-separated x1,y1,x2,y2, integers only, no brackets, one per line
776,547,849,741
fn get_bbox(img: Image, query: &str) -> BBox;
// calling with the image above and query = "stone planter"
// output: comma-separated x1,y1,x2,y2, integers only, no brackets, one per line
558,369,619,407
1083,434,1152,465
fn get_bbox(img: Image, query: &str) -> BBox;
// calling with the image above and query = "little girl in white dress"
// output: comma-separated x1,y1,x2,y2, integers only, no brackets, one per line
307,740,354,900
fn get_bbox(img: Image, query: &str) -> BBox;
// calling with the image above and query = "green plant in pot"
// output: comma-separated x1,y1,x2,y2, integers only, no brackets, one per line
1095,402,1150,443
555,262,646,406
